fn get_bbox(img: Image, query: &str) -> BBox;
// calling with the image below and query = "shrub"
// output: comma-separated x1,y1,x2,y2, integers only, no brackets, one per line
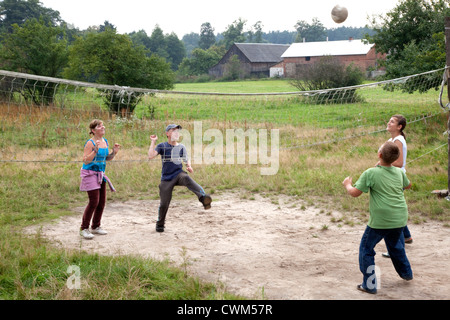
289,56,365,104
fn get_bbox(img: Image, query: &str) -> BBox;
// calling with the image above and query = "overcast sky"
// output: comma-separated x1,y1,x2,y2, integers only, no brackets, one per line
39,0,399,38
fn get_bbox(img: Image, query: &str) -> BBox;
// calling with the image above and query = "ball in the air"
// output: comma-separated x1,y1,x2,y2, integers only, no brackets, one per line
331,5,348,24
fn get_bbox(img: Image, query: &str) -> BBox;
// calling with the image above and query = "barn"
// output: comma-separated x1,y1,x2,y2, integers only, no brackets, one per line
276,38,385,78
208,43,290,79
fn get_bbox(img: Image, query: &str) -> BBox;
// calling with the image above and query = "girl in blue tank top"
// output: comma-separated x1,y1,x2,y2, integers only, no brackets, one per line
79,119,121,239
82,138,109,173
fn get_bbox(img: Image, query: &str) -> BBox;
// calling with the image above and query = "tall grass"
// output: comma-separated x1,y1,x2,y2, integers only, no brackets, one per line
1,79,449,299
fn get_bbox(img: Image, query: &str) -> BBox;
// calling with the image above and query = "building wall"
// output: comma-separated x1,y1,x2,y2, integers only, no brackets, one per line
281,47,385,78
209,59,276,78
209,45,250,78
209,44,283,78
270,67,284,78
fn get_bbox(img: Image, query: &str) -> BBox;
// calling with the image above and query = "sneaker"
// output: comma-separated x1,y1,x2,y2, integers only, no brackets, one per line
382,252,390,258
156,224,165,233
91,227,107,235
200,195,212,210
357,284,377,294
405,237,413,244
80,229,94,239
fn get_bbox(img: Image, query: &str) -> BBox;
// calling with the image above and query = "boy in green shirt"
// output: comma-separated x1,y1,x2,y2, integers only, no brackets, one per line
343,141,413,294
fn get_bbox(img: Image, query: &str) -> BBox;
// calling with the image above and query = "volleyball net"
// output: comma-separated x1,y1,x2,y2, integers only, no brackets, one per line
0,68,448,164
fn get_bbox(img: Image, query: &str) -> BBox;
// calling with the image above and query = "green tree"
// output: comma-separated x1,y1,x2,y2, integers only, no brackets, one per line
294,18,326,42
99,20,116,32
247,21,263,43
144,25,185,71
62,22,83,45
366,0,450,82
0,0,62,33
181,32,200,57
149,25,168,59
64,28,174,113
327,26,375,41
178,46,223,76
381,32,446,93
198,22,215,50
0,18,68,105
221,18,246,49
129,29,152,54
165,32,186,70
249,21,264,43
262,30,296,44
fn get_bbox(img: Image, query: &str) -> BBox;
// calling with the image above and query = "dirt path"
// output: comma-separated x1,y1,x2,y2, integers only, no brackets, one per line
28,192,450,300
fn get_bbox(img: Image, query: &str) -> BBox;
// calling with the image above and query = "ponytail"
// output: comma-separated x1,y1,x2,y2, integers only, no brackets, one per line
393,115,406,140
88,119,103,135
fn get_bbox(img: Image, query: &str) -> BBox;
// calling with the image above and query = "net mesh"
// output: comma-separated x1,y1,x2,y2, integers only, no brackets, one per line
0,68,448,164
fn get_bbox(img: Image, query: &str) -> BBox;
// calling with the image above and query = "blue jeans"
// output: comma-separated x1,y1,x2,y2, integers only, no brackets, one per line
403,225,411,239
359,226,413,293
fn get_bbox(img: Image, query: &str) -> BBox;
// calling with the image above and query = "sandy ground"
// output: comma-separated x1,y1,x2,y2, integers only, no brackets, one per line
27,192,450,300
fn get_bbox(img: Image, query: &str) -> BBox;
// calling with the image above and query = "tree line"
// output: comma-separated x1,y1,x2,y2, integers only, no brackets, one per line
0,0,448,100
0,0,376,83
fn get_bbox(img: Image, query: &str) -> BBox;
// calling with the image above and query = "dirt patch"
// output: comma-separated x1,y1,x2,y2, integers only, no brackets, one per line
27,192,450,300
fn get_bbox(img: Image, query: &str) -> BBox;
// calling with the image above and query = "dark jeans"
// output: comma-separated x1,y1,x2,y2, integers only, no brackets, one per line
403,225,411,239
157,172,206,227
81,181,106,230
359,226,413,293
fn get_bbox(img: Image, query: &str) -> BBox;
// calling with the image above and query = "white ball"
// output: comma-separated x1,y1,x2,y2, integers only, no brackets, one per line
331,5,348,24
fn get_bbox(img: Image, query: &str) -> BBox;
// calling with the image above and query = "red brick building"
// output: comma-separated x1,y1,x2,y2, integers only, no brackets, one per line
274,39,385,78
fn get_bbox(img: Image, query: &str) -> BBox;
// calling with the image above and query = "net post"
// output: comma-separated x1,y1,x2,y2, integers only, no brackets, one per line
445,16,450,200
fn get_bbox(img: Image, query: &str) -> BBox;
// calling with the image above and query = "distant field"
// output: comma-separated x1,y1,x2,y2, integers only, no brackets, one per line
174,79,296,93
134,79,442,135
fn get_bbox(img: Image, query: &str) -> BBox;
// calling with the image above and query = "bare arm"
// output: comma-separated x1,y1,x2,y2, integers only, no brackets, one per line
186,159,193,173
83,140,99,165
391,140,404,169
106,143,121,161
342,176,363,198
148,135,159,160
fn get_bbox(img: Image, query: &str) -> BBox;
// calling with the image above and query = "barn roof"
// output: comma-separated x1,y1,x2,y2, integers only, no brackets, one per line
235,43,290,63
281,39,374,58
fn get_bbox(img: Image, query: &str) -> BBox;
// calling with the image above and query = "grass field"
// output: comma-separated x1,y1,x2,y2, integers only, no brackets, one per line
1,78,449,299
174,78,296,93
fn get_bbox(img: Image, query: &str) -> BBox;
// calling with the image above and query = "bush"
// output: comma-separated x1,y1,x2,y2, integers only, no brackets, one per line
289,56,365,104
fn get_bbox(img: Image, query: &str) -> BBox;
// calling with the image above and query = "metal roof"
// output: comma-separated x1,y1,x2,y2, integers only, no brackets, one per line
235,43,290,63
281,39,374,58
